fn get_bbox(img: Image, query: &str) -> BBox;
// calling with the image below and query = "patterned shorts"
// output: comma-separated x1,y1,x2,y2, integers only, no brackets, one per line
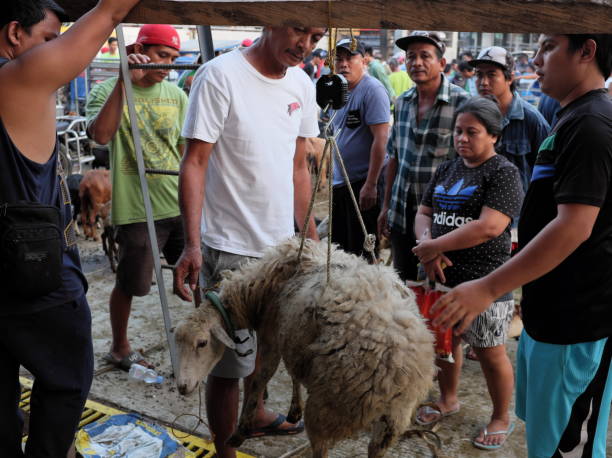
462,298,514,348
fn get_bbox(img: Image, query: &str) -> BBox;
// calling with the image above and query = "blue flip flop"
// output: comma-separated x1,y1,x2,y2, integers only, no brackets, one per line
472,421,516,450
243,414,305,439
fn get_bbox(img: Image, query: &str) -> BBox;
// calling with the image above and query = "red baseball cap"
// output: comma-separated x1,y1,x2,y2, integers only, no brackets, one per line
135,24,181,51
241,38,253,47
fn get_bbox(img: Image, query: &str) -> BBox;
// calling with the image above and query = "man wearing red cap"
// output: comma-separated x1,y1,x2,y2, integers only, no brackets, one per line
87,24,188,371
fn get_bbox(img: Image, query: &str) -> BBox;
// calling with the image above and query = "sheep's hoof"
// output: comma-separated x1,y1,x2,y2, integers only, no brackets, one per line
286,409,302,424
227,433,245,447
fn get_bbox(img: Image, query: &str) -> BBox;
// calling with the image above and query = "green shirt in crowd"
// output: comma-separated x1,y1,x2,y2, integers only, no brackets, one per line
86,77,188,226
389,70,413,99
367,59,395,102
98,51,120,60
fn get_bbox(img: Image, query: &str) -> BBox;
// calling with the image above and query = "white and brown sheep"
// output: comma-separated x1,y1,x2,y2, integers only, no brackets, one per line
175,238,435,458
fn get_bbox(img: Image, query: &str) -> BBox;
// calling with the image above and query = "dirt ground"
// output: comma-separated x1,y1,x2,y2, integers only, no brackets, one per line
71,217,612,458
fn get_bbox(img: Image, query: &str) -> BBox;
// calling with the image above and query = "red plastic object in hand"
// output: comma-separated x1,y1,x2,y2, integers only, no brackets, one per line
408,283,454,363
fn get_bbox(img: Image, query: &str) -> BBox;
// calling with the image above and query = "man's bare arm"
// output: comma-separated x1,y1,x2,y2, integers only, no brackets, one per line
359,122,389,210
173,138,214,301
377,156,398,237
7,0,141,92
88,53,150,144
294,137,319,240
432,203,600,332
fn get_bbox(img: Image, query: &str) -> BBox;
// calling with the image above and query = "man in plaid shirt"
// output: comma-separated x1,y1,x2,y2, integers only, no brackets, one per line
378,31,470,281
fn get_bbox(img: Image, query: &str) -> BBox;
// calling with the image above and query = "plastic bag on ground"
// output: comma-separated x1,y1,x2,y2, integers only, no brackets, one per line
75,413,191,457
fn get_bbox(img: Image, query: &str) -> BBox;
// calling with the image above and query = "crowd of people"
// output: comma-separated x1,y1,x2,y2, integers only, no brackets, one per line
2,1,612,457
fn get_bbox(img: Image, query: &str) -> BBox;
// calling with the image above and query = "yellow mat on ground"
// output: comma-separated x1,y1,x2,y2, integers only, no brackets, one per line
19,377,254,458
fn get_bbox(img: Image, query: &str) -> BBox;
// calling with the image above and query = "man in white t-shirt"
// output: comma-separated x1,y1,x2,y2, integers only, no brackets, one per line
174,26,325,458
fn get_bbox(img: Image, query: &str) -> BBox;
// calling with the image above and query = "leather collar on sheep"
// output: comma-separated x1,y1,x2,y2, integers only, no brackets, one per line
204,290,254,357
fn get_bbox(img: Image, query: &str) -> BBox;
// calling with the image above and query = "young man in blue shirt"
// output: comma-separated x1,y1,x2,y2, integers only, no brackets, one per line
470,46,550,192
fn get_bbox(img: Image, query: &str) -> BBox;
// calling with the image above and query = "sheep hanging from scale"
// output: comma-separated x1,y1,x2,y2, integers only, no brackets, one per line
175,238,436,458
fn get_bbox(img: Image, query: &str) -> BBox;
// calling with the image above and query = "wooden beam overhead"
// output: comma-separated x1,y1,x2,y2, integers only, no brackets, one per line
56,0,612,32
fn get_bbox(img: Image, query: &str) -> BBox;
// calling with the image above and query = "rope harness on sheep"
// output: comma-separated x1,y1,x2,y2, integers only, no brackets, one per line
205,290,254,357
296,22,442,457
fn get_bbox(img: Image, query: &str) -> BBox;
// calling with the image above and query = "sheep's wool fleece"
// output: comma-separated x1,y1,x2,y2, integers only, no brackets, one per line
222,239,436,442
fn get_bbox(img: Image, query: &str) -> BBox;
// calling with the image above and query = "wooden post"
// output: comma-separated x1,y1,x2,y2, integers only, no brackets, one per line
56,0,612,32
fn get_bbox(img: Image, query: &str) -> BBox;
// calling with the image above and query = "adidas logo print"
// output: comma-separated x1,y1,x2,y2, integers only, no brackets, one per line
433,178,478,210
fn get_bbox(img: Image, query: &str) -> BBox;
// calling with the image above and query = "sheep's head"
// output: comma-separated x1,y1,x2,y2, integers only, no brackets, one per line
174,305,236,395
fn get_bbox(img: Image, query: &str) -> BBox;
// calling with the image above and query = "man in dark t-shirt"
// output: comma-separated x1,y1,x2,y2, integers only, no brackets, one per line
0,1,141,456
432,34,612,457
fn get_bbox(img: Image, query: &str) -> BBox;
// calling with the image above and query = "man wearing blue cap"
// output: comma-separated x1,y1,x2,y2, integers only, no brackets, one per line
330,38,390,258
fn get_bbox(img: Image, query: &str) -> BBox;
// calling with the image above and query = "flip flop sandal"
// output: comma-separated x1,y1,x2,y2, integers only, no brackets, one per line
243,414,305,439
102,351,151,372
472,422,516,450
415,403,460,427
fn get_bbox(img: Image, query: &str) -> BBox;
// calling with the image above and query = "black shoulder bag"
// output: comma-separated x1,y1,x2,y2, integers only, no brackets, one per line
0,202,63,299
0,57,63,299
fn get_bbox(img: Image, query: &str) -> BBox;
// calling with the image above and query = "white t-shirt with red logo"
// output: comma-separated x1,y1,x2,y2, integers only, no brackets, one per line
182,49,319,257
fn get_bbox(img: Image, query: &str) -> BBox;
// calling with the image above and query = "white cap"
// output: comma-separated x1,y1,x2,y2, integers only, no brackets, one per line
469,46,514,72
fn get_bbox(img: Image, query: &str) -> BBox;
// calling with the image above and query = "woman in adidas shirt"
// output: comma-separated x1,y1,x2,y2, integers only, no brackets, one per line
412,97,524,450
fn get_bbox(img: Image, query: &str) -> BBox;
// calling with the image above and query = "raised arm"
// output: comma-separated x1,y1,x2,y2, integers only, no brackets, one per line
7,0,141,92
87,52,151,144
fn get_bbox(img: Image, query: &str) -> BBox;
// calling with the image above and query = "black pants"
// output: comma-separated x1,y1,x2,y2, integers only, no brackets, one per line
0,296,93,458
331,179,380,258
389,198,420,281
